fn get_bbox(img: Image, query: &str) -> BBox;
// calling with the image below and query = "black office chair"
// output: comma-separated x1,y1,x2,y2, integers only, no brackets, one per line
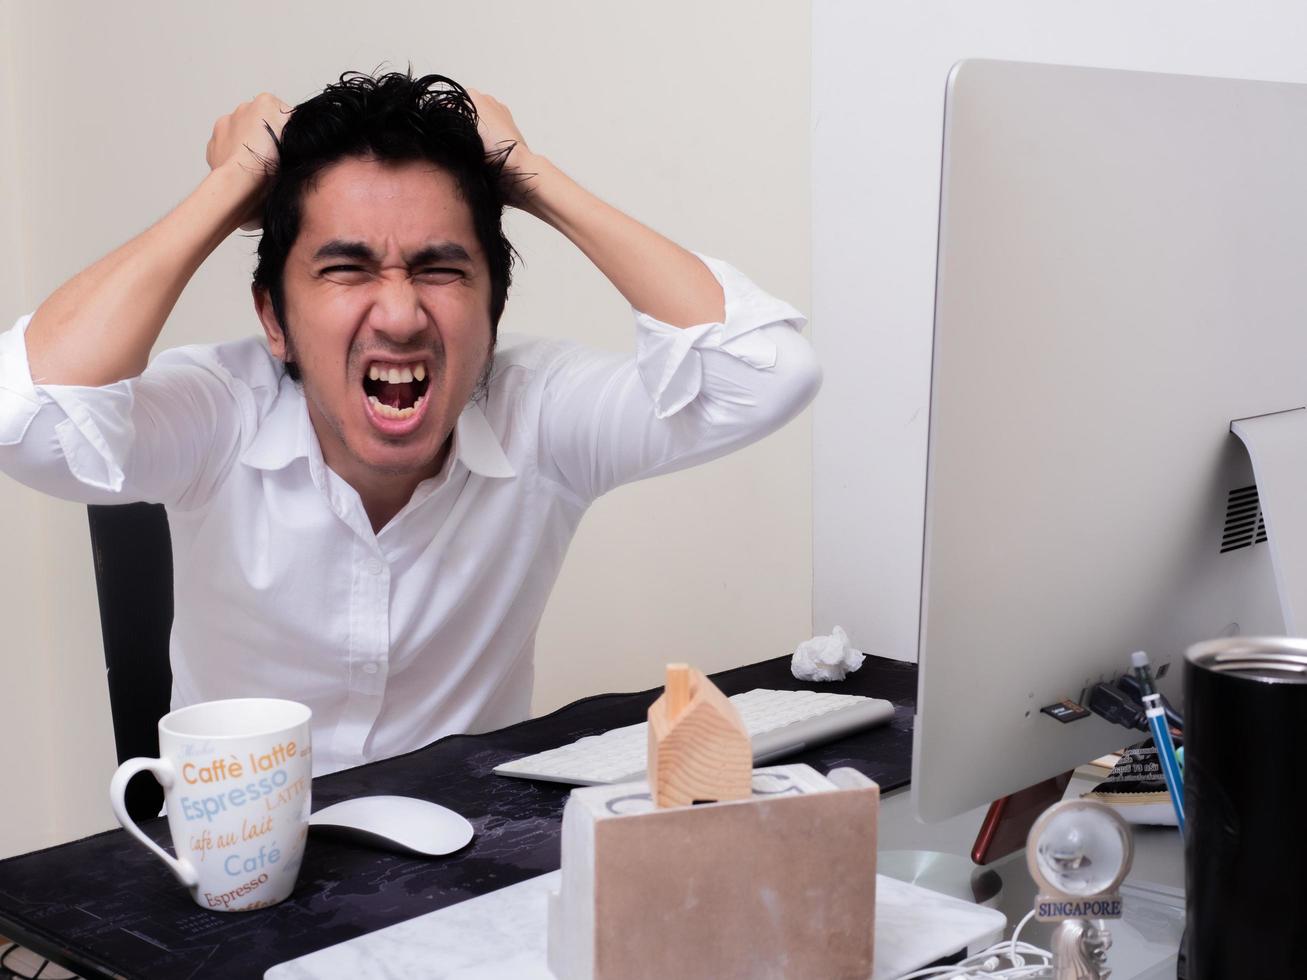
87,502,174,822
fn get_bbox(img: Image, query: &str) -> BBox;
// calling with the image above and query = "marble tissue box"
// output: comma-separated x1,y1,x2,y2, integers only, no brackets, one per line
546,763,880,980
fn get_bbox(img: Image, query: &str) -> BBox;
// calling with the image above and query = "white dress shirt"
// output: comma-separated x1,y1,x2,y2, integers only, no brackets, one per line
0,255,818,775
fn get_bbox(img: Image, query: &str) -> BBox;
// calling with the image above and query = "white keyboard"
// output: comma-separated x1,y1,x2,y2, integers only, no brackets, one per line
493,688,895,786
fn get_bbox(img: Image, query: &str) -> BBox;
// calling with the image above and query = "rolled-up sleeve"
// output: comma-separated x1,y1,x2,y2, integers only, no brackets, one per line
0,316,43,447
536,254,821,503
0,314,248,508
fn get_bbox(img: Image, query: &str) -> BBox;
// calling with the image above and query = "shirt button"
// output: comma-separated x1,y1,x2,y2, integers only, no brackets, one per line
362,662,379,675
366,558,384,575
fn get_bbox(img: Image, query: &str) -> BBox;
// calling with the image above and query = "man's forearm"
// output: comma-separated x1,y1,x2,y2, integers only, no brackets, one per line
518,155,725,329
25,162,260,387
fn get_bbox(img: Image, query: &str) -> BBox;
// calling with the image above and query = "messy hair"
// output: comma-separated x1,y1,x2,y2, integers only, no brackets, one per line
252,69,518,382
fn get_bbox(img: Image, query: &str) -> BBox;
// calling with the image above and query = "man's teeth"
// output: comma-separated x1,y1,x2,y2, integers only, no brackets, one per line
367,362,424,382
367,394,426,420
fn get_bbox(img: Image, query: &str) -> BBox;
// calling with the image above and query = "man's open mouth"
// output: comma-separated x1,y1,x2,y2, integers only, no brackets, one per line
362,360,432,420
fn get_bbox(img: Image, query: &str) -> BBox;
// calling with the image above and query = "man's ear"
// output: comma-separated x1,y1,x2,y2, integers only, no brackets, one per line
253,285,290,364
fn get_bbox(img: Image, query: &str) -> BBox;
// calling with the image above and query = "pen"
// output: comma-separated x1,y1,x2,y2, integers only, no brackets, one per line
1131,650,1185,833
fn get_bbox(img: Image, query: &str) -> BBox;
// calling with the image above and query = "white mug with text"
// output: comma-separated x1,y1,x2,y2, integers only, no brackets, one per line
109,698,312,912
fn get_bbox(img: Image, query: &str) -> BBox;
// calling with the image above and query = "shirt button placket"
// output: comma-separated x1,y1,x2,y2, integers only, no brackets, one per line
365,555,389,695
340,547,390,765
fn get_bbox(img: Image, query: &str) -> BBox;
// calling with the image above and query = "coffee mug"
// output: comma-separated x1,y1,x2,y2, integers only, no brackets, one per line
109,698,313,912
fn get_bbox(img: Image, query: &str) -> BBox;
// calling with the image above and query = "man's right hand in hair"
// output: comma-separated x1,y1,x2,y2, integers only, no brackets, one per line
205,94,293,231
25,94,292,387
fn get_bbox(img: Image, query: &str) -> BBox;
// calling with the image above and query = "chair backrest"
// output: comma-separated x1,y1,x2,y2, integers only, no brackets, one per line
87,502,174,821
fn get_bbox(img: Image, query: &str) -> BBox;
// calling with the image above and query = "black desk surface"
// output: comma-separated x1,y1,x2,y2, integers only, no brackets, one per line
0,653,918,980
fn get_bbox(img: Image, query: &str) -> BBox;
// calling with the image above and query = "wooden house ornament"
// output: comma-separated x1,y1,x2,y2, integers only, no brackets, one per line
646,663,752,808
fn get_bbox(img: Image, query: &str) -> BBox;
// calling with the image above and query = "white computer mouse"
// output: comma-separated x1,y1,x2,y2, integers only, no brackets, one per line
308,795,475,856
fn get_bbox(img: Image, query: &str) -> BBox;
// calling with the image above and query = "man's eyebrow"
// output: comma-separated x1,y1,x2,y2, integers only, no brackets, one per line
408,242,473,266
311,240,473,265
312,240,377,263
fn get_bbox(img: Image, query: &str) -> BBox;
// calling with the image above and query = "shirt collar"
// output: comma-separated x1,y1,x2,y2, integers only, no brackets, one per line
239,381,516,479
453,400,517,478
239,376,309,471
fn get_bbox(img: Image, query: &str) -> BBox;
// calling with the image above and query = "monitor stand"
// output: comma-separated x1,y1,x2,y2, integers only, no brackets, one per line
971,771,1073,866
879,771,1067,908
877,850,1003,907
1231,407,1307,632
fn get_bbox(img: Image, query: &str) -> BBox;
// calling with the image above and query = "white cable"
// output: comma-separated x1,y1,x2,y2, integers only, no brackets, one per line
1009,908,1037,965
894,909,1053,980
895,963,1051,980
895,957,1052,979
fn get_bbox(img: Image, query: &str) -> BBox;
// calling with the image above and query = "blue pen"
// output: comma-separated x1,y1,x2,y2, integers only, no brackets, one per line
1131,650,1185,833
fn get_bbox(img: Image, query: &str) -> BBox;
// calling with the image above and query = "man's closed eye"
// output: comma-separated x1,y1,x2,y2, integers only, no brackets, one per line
414,268,464,284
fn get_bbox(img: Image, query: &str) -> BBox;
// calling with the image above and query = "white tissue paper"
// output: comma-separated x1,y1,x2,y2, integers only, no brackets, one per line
791,626,865,682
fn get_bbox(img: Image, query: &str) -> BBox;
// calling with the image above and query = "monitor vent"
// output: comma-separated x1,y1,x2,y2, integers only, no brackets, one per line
1221,485,1268,554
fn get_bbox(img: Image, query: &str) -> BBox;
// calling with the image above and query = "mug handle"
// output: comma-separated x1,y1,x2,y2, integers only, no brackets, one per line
109,757,199,890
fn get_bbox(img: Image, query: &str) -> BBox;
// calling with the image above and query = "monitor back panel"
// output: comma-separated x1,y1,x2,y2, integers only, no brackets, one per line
916,59,1301,821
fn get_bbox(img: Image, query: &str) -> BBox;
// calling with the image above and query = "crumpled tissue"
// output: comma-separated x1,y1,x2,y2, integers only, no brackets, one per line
791,626,865,682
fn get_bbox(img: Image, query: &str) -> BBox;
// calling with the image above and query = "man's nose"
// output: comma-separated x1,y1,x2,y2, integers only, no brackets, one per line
368,275,427,341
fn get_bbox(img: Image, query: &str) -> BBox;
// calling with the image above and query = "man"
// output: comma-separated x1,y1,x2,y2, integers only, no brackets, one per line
0,71,818,775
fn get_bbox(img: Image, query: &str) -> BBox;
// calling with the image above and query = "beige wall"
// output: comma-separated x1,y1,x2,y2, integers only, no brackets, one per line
1,1,64,855
0,0,812,857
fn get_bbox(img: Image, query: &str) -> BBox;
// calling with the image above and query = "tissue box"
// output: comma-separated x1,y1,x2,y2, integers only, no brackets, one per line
546,764,879,980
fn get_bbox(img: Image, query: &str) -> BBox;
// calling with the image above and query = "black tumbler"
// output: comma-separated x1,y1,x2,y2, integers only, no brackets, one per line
1184,637,1307,977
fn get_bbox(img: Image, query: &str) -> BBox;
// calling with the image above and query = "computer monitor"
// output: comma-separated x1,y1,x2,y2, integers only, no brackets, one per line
913,59,1307,823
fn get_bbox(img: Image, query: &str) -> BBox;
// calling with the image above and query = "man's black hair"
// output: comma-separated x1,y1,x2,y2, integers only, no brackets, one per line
252,69,518,382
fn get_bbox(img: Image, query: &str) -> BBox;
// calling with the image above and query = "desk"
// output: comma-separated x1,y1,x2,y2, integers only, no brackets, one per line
878,775,1186,979
0,653,918,980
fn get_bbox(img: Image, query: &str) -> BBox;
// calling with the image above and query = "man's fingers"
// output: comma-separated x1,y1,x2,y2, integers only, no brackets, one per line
467,87,530,168
207,93,289,176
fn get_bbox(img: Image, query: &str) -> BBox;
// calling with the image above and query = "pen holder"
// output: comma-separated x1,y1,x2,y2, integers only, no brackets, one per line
1184,637,1307,977
546,764,879,980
